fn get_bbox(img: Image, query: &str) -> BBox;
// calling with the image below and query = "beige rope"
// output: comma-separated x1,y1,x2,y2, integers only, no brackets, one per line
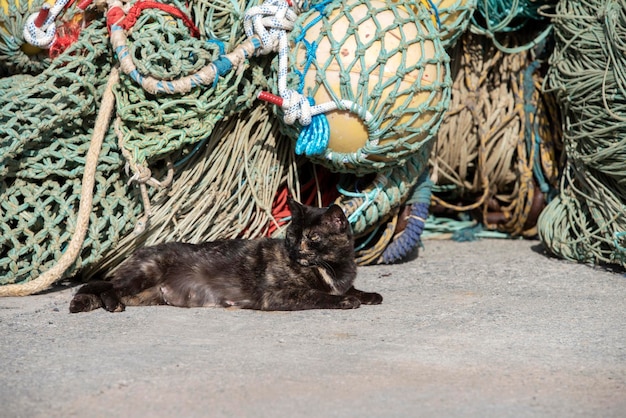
0,66,120,297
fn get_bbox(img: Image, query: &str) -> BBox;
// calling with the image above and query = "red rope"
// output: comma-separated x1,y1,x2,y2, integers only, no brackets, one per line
114,1,200,38
266,167,340,236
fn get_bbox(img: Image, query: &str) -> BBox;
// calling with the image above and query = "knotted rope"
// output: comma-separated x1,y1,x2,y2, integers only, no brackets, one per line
253,0,373,157
538,0,626,267
23,0,71,48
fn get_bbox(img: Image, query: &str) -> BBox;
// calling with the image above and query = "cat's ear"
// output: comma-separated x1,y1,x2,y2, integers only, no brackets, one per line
287,196,304,221
324,205,349,232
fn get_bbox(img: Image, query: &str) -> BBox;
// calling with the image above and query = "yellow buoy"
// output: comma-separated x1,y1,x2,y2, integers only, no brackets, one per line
293,0,444,157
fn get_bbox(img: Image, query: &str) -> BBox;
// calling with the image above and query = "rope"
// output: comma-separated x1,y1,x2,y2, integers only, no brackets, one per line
0,66,119,296
336,144,432,235
430,0,477,48
107,0,262,95
270,0,451,175
251,0,374,157
469,0,556,53
22,0,71,49
85,104,297,277
1,0,53,74
428,31,560,238
381,172,433,263
537,0,626,267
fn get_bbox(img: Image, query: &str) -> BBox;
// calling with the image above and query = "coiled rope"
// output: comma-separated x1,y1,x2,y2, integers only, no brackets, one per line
538,0,626,267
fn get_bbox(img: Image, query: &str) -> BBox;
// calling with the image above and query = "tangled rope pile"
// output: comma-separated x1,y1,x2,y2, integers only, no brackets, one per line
8,0,608,295
86,103,298,277
427,31,561,238
537,0,626,267
470,0,557,52
1,0,453,294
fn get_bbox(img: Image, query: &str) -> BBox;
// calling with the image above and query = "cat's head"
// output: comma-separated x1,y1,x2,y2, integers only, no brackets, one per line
285,198,354,267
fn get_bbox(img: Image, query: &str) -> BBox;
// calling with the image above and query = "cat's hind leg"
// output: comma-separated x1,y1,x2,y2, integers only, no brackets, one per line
69,281,125,313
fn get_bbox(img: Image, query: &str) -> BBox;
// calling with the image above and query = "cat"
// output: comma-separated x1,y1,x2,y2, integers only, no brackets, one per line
69,198,382,313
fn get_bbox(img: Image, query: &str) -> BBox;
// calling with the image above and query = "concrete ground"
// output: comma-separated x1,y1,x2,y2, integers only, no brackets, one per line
1,238,624,418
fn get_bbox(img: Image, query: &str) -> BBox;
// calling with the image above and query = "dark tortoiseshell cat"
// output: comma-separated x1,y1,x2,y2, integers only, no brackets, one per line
69,198,382,313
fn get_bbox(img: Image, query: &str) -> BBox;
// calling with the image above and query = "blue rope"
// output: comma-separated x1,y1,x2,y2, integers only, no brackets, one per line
425,0,442,29
295,98,330,155
290,0,334,157
522,60,553,197
382,201,429,263
381,172,432,263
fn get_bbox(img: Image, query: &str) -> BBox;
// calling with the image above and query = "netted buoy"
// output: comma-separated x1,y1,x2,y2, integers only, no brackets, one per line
430,0,477,48
272,0,451,175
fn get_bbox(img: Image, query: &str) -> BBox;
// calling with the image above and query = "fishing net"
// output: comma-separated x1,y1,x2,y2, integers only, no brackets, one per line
427,31,562,239
470,0,557,53
538,0,626,268
431,0,477,48
7,0,565,295
0,0,272,293
85,104,298,278
0,0,52,75
269,0,451,175
0,0,447,295
0,19,142,287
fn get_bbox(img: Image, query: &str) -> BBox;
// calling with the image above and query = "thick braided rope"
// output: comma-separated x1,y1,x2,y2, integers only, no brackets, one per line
381,172,432,263
0,66,119,297
107,0,261,94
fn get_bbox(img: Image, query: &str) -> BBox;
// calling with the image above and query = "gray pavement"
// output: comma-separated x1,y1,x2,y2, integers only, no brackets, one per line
1,238,625,417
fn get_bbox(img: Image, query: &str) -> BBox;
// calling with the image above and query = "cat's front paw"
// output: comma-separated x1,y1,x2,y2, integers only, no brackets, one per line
339,295,361,309
359,292,383,305
69,295,93,313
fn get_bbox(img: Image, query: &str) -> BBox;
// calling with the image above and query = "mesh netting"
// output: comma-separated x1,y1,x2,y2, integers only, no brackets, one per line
274,0,451,175
1,0,474,294
85,103,298,278
470,0,557,53
427,31,561,238
113,0,260,169
0,19,143,285
432,0,477,48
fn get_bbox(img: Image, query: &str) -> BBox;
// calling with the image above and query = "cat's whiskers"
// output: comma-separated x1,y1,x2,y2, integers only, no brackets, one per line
318,260,336,279
315,263,342,295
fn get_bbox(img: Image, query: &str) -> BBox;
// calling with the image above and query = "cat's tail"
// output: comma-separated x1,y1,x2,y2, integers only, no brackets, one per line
69,281,125,313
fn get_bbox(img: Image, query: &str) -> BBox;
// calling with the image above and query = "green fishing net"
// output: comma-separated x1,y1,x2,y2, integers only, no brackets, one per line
538,0,626,267
0,20,142,285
